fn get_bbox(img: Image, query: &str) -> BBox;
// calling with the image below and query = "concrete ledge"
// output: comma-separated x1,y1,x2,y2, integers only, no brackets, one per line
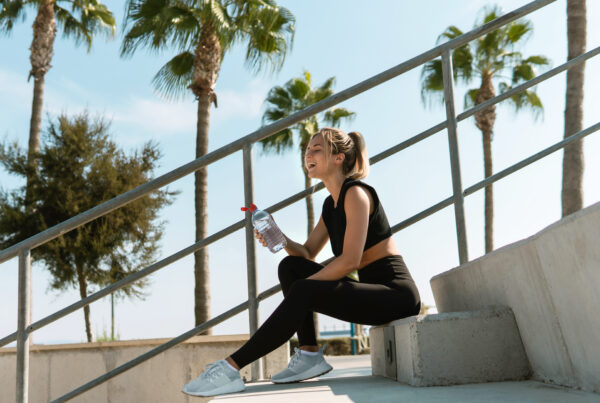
0,335,288,403
371,307,531,387
431,200,600,393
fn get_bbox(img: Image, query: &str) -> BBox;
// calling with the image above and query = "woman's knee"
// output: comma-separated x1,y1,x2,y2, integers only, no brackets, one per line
277,255,309,283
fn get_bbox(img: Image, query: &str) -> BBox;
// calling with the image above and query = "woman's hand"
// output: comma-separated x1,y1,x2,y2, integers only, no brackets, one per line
254,229,268,248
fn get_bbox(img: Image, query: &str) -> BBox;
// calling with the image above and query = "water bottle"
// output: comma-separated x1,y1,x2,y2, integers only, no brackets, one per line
241,204,287,253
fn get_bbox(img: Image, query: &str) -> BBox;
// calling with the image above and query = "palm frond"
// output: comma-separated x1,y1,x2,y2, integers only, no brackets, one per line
505,20,532,45
500,83,543,121
259,128,294,154
323,107,355,127
151,51,194,100
240,2,294,75
452,44,473,82
264,85,292,114
285,77,310,102
121,0,198,57
311,76,335,104
524,55,550,66
420,58,444,107
464,88,479,109
437,25,463,43
0,0,27,33
55,0,116,51
512,62,535,83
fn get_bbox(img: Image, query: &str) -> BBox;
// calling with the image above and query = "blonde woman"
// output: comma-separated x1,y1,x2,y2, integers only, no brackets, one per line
183,128,421,397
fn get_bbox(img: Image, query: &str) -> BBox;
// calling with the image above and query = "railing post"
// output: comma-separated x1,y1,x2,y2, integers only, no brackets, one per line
242,144,263,381
441,49,469,265
16,248,32,403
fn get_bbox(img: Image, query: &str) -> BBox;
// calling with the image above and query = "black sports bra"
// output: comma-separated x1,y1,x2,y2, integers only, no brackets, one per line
322,178,392,257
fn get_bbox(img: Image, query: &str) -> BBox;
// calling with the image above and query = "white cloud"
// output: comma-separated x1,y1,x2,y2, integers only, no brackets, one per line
112,96,197,135
211,78,269,124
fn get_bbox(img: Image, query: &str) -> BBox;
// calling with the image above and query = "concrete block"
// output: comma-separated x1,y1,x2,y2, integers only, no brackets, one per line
371,307,530,387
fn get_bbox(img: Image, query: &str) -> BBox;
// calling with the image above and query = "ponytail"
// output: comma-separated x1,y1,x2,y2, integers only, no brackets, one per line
347,131,369,179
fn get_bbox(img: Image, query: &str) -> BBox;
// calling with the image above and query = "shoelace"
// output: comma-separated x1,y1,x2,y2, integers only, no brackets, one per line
288,347,303,369
202,362,224,382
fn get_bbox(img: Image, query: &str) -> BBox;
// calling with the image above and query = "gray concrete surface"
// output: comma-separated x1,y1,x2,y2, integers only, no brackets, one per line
209,355,600,403
371,307,530,386
430,200,600,393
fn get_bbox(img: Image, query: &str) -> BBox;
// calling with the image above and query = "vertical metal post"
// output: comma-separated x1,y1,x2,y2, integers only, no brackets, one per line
16,248,31,403
111,293,115,340
242,144,263,381
441,50,469,265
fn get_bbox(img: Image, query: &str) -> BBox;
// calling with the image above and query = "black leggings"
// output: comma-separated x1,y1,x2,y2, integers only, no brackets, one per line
230,254,421,369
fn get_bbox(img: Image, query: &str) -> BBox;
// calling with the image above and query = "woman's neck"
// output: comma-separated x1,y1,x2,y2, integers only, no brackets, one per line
323,172,348,208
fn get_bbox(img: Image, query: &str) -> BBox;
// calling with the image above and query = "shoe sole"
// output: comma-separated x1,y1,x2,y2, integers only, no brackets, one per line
271,362,334,384
182,378,245,397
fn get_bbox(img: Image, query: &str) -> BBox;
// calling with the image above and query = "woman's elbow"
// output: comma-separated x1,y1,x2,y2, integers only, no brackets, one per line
340,254,361,271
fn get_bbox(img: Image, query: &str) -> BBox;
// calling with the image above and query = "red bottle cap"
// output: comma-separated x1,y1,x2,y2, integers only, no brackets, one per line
241,204,258,212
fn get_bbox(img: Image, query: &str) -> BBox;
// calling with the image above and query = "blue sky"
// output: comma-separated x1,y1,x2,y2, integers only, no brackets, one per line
1,0,599,345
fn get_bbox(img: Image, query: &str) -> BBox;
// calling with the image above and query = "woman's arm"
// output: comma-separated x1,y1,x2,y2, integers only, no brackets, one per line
308,186,370,281
255,215,329,260
283,216,329,260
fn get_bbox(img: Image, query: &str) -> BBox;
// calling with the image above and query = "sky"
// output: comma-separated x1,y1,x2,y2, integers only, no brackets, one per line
1,0,599,346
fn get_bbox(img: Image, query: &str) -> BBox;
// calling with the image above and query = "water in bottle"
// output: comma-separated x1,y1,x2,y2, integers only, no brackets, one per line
241,204,287,253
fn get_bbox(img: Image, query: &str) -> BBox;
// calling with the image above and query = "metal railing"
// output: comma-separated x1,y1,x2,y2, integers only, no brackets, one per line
2,0,599,401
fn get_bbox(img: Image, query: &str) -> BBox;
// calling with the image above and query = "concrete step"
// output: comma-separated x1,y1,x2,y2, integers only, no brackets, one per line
370,306,531,386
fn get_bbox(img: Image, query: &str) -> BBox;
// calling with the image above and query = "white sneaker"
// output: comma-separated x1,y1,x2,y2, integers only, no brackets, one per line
182,360,245,397
271,347,333,384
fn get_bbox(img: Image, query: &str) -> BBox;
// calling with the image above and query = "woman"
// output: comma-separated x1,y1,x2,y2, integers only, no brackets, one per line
182,127,421,397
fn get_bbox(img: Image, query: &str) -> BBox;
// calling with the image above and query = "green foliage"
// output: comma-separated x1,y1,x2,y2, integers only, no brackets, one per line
420,4,549,114
260,70,355,156
0,0,115,50
121,0,295,100
95,325,120,342
0,112,176,299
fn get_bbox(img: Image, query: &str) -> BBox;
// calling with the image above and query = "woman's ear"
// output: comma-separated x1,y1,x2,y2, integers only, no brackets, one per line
335,153,345,164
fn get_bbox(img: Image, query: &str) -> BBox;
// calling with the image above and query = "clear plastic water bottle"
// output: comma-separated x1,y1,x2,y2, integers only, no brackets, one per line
241,204,287,253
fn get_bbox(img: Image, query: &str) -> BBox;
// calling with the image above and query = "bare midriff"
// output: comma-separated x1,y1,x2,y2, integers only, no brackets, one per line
357,236,400,270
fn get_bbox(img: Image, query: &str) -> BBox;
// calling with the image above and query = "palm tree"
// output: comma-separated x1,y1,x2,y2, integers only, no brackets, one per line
562,0,586,217
121,0,295,332
421,6,549,253
261,71,354,339
261,71,355,236
0,0,115,171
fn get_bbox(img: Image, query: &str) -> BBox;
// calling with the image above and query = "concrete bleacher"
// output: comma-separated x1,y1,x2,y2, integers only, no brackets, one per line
367,200,600,396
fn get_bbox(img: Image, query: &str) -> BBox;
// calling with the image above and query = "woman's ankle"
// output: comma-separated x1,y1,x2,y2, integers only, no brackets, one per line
225,356,241,371
299,345,319,353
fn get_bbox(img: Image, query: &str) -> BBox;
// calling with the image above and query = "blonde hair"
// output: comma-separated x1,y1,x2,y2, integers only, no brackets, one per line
313,127,369,180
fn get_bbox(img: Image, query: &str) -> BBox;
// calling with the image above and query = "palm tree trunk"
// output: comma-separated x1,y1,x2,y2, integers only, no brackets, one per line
76,264,93,342
562,0,586,217
28,0,56,164
482,129,493,253
474,73,496,253
191,25,221,332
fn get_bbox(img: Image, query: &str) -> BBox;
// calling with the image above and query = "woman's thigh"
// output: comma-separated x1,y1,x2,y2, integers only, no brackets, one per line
290,279,418,325
278,255,324,292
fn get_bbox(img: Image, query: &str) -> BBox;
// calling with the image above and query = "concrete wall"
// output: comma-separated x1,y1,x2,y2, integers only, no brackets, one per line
0,335,289,403
430,201,600,394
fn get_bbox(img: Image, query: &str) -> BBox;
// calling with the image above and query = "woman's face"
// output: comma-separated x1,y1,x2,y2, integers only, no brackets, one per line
305,134,341,179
